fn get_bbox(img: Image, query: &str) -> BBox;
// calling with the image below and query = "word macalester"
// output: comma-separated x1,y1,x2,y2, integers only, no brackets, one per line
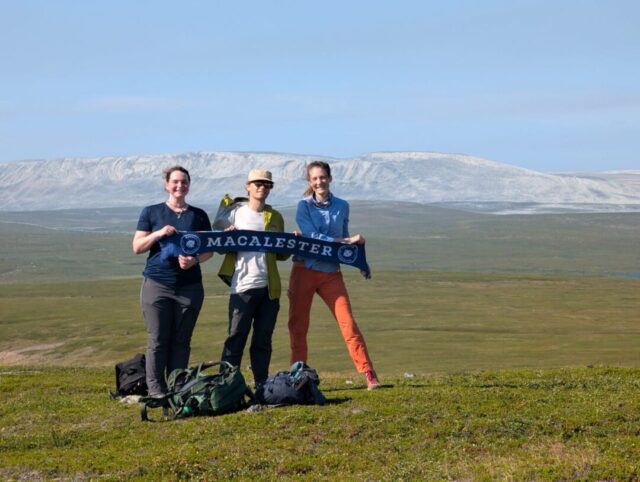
206,233,334,257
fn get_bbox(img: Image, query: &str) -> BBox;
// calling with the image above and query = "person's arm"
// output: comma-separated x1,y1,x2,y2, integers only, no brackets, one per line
198,252,213,262
342,233,366,245
132,225,177,254
178,252,212,270
337,203,365,244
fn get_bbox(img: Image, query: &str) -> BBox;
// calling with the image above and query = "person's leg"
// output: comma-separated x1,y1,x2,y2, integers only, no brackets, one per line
220,290,258,369
167,282,204,375
140,277,174,395
316,271,374,373
249,288,280,385
287,263,317,364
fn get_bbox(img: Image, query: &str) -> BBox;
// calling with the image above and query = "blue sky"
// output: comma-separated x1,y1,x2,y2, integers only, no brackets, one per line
1,1,639,172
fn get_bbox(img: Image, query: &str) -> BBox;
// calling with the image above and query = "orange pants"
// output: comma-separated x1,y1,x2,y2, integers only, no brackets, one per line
288,262,374,373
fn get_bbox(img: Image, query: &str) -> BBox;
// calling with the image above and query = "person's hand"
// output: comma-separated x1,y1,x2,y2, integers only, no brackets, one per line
347,234,365,245
156,224,177,240
178,255,199,270
224,225,236,231
293,229,301,236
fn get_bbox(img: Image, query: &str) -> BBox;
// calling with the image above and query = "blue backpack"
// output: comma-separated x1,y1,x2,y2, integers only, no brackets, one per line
255,362,326,406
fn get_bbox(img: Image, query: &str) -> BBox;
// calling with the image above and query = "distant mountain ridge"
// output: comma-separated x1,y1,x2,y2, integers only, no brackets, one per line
1,151,639,213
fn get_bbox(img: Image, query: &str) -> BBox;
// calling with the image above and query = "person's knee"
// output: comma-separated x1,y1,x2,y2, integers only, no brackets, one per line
227,322,252,343
172,334,193,348
147,335,170,351
250,337,272,352
288,315,310,329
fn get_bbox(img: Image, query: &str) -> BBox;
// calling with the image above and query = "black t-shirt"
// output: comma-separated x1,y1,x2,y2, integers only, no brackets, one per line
136,203,211,287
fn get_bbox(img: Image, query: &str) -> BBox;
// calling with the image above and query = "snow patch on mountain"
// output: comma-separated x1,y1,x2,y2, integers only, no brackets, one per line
0,151,638,213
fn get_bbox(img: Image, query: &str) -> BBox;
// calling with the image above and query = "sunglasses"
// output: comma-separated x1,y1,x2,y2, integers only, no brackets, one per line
251,181,274,189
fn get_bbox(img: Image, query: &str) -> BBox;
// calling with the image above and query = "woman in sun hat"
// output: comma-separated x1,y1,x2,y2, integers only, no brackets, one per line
132,166,213,397
288,161,380,390
214,169,289,387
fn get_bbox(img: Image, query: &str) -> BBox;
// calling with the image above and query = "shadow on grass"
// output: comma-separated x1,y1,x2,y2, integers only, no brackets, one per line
323,383,396,393
323,397,352,405
376,383,395,390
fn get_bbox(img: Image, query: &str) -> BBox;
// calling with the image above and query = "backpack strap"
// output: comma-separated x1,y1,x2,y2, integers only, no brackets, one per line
139,395,172,422
244,385,256,406
198,360,226,375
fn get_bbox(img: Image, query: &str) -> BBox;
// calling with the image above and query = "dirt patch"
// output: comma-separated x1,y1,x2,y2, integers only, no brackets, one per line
0,342,65,364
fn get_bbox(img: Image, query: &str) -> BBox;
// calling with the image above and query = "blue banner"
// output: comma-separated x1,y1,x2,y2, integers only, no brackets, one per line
160,230,371,277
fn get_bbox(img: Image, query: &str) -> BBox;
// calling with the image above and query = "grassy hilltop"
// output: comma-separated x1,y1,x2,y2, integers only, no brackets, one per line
2,366,639,480
1,203,639,480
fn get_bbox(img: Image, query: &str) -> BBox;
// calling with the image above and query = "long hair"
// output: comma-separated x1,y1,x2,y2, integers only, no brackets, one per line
303,161,331,196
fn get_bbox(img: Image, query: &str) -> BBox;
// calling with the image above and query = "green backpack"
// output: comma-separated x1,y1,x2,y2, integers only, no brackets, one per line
140,361,253,421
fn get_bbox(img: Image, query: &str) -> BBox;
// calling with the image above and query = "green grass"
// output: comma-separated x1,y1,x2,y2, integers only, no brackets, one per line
1,366,639,480
1,272,639,373
1,206,640,479
0,221,140,283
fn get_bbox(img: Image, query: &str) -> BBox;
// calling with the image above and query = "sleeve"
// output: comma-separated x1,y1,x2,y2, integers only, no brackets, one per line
136,206,152,232
295,200,335,242
342,202,350,238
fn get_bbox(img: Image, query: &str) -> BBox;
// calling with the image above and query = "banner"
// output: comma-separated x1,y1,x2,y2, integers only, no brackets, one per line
160,230,371,277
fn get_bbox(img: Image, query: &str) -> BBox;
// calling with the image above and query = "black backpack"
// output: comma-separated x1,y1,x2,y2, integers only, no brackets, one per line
255,361,326,406
112,353,148,398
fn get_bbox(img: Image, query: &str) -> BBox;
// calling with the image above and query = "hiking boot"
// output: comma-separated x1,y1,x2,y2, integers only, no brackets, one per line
365,370,380,390
147,391,167,400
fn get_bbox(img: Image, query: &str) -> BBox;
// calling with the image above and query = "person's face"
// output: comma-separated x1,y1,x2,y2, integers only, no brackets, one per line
307,166,331,197
165,171,190,198
247,179,273,201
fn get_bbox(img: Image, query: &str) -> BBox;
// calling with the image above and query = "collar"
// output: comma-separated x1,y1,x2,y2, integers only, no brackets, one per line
311,192,333,208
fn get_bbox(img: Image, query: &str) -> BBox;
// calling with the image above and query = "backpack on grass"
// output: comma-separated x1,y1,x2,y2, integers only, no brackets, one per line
111,353,148,398
139,361,253,421
255,361,326,406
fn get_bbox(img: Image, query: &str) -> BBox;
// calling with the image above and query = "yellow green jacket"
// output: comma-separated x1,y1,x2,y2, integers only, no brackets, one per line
215,194,289,299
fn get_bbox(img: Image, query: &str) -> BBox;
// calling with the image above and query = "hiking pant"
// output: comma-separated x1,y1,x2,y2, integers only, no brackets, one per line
140,277,204,395
221,287,280,386
288,262,374,373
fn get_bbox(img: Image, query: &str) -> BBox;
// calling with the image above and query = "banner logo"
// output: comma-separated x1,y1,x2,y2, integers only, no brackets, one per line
337,245,358,264
180,233,201,255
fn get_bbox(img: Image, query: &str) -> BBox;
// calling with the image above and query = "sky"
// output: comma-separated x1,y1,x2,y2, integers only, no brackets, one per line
1,0,639,172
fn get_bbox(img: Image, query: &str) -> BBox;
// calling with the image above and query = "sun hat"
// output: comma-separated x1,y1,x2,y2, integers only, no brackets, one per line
247,169,273,183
